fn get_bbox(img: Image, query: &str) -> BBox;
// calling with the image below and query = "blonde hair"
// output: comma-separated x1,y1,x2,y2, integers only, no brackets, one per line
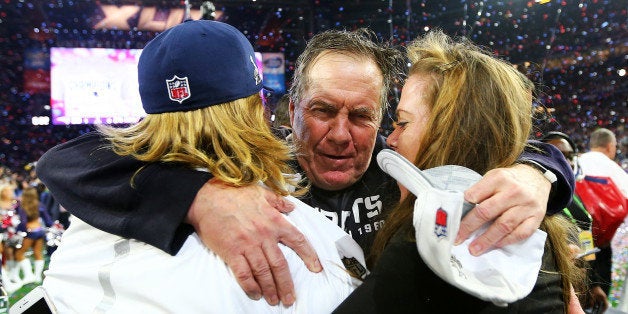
371,30,583,308
98,93,300,196
541,214,587,308
406,30,531,173
0,184,12,199
0,184,15,204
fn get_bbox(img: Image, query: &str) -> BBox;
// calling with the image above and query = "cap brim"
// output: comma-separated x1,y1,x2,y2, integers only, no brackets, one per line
377,149,479,216
377,149,436,195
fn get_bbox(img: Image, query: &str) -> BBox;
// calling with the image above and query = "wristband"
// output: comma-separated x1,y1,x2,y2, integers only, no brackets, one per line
517,159,558,184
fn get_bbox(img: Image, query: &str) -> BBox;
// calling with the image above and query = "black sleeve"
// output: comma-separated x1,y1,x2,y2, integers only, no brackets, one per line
36,132,211,255
335,237,566,313
522,140,575,215
587,260,605,291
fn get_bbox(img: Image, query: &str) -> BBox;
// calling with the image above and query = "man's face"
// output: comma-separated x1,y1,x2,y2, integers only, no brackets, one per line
608,138,618,160
547,138,575,168
290,52,383,191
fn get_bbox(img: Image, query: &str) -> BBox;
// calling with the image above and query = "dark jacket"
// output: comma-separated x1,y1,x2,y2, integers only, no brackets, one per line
333,226,565,314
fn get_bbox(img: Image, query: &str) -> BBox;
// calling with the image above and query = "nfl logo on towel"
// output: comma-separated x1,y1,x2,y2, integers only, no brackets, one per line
434,208,448,238
166,75,191,103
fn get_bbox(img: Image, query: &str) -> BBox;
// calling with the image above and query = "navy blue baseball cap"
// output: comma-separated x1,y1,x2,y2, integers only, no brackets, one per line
139,20,263,114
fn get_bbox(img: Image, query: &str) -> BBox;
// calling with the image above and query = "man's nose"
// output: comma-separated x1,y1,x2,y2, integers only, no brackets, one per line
326,117,352,144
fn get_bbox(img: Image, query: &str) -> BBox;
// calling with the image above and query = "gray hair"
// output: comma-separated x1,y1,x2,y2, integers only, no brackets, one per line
589,128,616,149
289,28,405,120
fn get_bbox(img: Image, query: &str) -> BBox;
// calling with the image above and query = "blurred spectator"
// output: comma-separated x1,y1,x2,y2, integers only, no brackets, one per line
541,131,609,312
200,1,216,21
578,128,628,311
14,186,53,284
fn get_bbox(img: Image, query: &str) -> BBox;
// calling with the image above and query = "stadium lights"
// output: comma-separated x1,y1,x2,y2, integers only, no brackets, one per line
32,116,50,126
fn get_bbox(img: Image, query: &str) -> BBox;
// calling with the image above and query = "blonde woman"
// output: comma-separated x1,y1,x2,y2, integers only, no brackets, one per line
41,20,363,313
335,30,584,313
0,184,17,212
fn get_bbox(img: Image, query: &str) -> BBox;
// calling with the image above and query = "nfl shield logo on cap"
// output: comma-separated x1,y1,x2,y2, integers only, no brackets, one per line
434,208,448,238
166,75,191,104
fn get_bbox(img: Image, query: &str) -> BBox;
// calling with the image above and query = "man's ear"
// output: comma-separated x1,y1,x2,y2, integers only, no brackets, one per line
604,142,615,159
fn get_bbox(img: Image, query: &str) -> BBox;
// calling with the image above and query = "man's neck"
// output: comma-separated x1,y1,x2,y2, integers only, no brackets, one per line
590,147,612,160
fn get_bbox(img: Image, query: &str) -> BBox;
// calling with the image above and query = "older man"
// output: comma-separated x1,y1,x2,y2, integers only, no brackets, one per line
37,28,574,306
578,128,628,302
579,128,628,197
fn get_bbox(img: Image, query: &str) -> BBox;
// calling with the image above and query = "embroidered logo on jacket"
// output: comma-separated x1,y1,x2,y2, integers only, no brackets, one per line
341,256,367,279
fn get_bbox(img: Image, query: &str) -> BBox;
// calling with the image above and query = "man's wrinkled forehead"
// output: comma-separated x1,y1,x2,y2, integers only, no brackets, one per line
307,50,382,79
304,50,384,108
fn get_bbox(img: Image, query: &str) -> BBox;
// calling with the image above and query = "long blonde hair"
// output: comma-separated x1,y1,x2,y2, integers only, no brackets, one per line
98,93,300,196
371,30,583,307
20,187,40,222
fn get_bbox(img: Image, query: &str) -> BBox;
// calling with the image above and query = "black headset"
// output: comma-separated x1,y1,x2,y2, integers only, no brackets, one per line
540,131,584,177
540,131,578,154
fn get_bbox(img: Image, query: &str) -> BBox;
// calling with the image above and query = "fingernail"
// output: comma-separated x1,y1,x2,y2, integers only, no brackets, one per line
454,234,463,246
248,292,262,300
265,294,279,305
283,293,295,305
470,243,483,256
313,259,322,272
284,200,295,210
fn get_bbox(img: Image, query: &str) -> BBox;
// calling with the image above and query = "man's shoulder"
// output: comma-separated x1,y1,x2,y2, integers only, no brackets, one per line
579,152,627,180
579,151,604,159
50,132,106,154
38,132,102,171
579,151,615,167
